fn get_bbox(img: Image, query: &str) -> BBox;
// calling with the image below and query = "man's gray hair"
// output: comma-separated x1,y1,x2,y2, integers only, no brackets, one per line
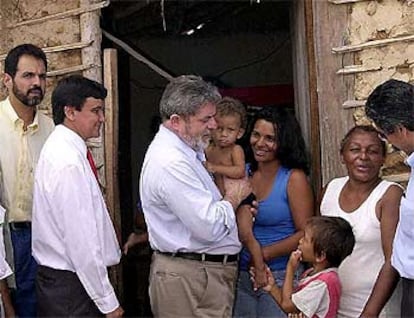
159,75,221,120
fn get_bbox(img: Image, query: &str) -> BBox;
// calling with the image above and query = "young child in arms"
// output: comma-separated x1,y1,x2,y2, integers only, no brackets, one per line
205,97,267,287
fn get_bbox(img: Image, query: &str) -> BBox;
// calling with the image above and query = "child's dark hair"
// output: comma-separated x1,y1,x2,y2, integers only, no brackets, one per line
307,216,355,267
216,96,247,129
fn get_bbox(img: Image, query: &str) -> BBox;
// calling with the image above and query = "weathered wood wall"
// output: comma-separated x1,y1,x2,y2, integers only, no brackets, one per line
0,0,122,289
314,0,414,186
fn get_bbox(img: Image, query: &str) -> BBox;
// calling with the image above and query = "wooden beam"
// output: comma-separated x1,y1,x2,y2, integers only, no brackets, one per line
332,34,414,54
7,1,109,28
342,100,366,108
46,64,95,77
328,0,368,4
103,48,123,299
304,0,322,195
336,65,382,75
0,41,92,61
102,30,174,81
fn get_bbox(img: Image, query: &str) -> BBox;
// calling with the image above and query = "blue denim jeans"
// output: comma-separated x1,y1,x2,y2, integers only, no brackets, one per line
233,267,302,318
10,227,37,318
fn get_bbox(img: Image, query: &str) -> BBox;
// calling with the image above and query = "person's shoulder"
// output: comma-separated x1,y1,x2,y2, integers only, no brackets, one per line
37,112,55,131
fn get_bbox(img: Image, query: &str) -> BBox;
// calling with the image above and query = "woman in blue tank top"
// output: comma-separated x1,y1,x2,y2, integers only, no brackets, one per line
233,106,314,317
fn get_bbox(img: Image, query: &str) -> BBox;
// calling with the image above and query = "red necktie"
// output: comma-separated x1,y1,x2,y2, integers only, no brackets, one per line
86,149,99,180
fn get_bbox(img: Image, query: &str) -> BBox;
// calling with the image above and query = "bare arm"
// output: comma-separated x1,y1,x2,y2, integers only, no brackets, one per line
237,208,267,288
262,170,314,261
360,185,403,317
0,279,15,318
205,145,245,179
265,251,302,314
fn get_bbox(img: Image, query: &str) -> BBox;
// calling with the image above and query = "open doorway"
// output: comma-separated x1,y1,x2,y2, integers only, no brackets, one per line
101,1,310,316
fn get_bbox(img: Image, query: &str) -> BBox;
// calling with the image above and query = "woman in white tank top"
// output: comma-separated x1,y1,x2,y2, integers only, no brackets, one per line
319,126,403,318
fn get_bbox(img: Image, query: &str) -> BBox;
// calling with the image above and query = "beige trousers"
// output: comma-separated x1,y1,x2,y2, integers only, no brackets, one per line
149,252,238,318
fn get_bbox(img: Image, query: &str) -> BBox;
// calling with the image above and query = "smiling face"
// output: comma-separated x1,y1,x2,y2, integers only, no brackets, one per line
341,130,385,183
212,114,244,148
250,119,277,162
4,55,46,107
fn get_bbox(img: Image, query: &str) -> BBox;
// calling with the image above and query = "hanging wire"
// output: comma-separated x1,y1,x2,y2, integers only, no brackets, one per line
160,0,167,32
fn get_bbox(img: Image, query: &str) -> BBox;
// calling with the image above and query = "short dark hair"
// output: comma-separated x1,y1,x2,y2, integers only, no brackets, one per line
307,216,355,268
247,106,309,174
52,75,107,125
216,97,247,129
4,44,47,77
340,125,386,156
366,79,414,134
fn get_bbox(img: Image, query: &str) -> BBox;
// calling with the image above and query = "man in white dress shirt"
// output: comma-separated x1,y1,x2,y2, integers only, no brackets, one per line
140,75,252,317
32,75,123,317
366,79,414,317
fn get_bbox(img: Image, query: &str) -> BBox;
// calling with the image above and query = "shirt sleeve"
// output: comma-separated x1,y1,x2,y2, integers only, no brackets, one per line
291,280,329,318
0,205,12,280
53,165,119,314
160,159,236,243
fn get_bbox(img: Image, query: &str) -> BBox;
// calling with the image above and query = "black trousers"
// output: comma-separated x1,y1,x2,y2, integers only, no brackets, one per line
36,265,103,317
402,277,414,318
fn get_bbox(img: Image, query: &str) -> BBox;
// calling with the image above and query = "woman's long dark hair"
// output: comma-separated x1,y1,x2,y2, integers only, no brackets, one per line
245,106,310,174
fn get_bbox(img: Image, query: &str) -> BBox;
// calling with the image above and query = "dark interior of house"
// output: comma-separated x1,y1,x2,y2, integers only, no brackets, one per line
101,1,292,316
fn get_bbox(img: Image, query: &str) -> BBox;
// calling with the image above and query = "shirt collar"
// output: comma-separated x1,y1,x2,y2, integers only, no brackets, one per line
56,124,87,156
3,97,39,134
406,151,414,168
158,124,199,160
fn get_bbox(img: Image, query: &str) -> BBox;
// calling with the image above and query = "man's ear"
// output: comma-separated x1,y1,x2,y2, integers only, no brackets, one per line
64,106,76,121
3,73,12,90
169,114,181,129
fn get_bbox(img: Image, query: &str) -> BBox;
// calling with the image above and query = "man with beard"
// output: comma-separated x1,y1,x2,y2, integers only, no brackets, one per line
0,43,54,317
140,75,253,317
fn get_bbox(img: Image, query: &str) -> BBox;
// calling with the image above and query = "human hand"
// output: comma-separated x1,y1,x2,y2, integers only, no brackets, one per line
288,249,302,271
106,306,124,318
250,266,274,292
288,312,305,318
223,177,252,208
123,232,148,255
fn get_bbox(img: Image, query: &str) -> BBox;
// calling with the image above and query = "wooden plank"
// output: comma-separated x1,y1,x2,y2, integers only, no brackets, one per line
313,0,355,185
332,34,414,54
103,48,123,299
328,0,368,4
336,65,382,75
102,30,174,81
343,99,366,108
6,1,109,28
0,41,92,61
303,0,322,194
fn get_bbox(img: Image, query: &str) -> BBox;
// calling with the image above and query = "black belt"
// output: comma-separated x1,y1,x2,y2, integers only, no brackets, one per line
9,222,31,231
158,251,238,263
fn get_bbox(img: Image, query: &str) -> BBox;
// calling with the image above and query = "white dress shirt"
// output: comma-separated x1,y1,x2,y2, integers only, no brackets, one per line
32,125,121,314
392,152,414,279
140,125,241,254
